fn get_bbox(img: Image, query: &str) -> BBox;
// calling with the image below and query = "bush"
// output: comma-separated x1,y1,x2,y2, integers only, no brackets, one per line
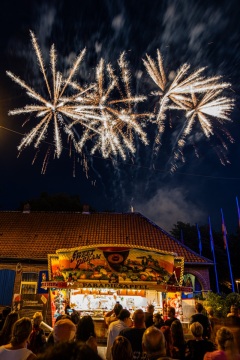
203,292,228,318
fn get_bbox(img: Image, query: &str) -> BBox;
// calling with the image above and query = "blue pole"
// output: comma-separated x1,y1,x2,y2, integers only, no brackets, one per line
221,208,235,292
208,216,220,293
196,223,202,256
236,196,240,229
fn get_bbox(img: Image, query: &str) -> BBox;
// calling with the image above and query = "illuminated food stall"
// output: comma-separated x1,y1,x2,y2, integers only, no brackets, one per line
42,245,192,340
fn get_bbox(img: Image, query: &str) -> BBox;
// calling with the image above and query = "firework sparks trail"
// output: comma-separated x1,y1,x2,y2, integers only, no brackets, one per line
6,31,235,173
143,49,232,149
6,31,95,158
170,90,235,171
71,52,150,160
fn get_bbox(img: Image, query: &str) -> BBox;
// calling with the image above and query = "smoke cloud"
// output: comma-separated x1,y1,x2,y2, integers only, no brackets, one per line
136,187,206,232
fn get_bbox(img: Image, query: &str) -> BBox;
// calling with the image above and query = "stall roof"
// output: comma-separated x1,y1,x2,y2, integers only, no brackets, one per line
0,211,212,264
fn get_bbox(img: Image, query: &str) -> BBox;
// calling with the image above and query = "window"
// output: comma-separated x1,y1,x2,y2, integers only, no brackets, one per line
20,272,38,294
20,282,37,294
21,272,38,282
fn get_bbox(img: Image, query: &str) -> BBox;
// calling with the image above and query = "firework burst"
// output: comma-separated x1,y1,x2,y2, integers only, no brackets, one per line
170,90,235,171
143,49,231,147
70,52,149,160
6,31,93,158
7,32,149,163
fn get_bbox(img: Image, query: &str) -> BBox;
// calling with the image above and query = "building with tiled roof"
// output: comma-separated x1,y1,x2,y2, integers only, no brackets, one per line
0,210,212,307
0,210,211,265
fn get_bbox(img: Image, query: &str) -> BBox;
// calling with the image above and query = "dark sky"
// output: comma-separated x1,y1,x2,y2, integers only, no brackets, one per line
0,0,240,233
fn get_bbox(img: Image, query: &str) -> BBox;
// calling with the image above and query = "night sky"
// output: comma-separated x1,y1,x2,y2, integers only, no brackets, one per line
0,0,240,234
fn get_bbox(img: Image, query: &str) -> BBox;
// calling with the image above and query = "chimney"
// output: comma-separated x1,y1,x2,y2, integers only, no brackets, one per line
23,203,31,214
82,204,90,214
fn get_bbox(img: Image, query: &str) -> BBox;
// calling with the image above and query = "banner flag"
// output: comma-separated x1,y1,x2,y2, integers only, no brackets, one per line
221,208,227,250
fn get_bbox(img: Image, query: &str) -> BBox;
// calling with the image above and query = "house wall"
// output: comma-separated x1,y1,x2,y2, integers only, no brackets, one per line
184,265,211,291
0,262,52,325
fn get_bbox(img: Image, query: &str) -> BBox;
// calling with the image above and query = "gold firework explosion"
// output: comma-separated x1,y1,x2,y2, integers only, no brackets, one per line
171,90,235,170
143,49,231,146
6,31,93,158
7,32,149,162
70,52,149,160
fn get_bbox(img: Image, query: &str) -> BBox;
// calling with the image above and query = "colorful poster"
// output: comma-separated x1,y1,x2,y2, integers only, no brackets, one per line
12,294,48,321
54,246,175,284
48,255,63,281
38,270,49,293
163,291,183,321
50,288,69,326
182,274,195,290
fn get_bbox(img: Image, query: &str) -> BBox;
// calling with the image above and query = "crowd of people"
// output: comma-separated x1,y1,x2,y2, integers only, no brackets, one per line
0,302,239,360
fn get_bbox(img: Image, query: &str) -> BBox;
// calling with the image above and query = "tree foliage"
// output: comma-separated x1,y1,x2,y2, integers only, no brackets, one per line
203,292,240,318
18,192,95,212
170,221,240,293
203,291,229,318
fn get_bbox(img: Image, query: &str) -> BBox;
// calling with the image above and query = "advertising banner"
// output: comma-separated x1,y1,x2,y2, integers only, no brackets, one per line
13,293,48,320
50,246,175,285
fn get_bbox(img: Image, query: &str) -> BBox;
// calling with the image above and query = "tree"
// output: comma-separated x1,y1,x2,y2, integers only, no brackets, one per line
170,221,240,293
203,291,228,318
203,292,240,318
18,192,95,212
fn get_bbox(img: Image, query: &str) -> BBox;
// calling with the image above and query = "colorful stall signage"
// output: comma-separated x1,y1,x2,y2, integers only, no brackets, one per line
48,246,176,285
41,281,192,293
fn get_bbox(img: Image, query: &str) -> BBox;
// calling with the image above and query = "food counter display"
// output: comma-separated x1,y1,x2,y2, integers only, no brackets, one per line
68,288,150,341
69,289,148,312
43,245,193,333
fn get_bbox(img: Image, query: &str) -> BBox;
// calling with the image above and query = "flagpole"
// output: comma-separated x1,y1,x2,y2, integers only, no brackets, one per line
196,223,202,256
208,216,219,293
221,208,235,292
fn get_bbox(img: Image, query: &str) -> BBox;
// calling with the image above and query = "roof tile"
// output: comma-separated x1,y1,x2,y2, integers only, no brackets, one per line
0,211,212,264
